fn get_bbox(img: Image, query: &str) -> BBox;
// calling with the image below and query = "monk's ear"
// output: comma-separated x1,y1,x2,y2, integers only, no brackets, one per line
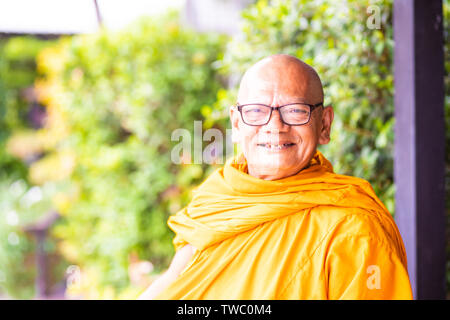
318,105,334,145
229,105,241,143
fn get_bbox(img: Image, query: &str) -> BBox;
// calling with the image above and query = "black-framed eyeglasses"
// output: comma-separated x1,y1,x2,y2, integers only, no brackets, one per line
236,102,323,126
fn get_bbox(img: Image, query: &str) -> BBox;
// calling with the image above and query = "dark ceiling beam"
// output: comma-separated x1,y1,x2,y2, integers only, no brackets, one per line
93,0,103,28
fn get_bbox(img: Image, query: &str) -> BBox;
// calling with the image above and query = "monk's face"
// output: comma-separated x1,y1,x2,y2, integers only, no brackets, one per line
230,55,334,180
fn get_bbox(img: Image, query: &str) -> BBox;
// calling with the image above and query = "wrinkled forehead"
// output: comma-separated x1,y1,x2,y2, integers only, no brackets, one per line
237,61,323,104
238,77,311,104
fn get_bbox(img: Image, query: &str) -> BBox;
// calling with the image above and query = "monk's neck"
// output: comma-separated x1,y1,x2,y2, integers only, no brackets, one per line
247,164,310,181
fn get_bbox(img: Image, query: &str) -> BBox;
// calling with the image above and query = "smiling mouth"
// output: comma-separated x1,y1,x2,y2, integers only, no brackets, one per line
257,143,296,150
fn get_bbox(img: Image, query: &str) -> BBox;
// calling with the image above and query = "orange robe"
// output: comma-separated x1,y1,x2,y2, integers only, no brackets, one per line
157,150,413,299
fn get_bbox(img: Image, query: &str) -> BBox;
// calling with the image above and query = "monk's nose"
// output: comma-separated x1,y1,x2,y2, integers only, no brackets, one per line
264,108,288,132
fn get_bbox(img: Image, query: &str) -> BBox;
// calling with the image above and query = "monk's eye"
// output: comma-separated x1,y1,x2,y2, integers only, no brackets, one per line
243,106,268,114
245,108,261,113
286,107,308,114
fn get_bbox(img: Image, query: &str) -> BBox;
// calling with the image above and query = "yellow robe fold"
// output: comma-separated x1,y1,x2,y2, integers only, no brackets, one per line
157,150,413,299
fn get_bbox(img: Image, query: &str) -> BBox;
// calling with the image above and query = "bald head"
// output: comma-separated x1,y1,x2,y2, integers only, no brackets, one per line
237,54,324,105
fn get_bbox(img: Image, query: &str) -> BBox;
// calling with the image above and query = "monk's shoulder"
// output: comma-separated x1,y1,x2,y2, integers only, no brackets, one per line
306,173,394,235
308,205,400,251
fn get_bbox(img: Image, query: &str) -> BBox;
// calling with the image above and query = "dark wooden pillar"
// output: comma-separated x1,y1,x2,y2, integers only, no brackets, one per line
393,0,446,299
34,230,48,298
24,211,60,299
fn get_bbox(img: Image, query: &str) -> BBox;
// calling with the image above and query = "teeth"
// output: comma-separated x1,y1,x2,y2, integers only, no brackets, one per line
258,143,293,149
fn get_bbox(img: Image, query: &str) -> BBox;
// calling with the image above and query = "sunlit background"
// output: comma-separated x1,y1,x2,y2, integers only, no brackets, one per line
0,0,448,299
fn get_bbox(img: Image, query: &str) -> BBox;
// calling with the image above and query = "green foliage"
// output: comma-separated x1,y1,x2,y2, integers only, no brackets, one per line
0,179,61,299
0,36,58,299
35,12,227,297
0,37,52,180
214,0,397,212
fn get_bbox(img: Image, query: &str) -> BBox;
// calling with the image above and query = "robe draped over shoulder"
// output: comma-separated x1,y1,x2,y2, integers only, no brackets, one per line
157,150,413,300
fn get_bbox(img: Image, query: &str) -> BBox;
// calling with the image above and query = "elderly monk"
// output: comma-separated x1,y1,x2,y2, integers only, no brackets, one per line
139,54,413,300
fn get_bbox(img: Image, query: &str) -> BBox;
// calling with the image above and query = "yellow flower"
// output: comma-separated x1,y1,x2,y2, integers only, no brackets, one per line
192,52,206,65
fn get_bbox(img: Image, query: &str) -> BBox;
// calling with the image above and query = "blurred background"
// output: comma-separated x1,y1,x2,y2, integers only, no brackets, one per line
0,0,448,299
